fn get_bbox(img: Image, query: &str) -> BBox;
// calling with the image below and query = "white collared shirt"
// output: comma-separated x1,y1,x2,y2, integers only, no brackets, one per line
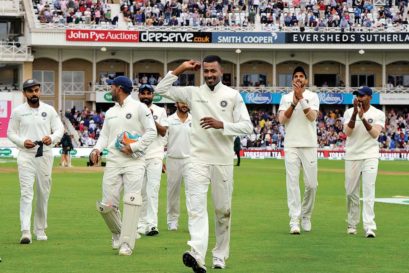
164,112,192,159
7,101,64,153
155,72,253,165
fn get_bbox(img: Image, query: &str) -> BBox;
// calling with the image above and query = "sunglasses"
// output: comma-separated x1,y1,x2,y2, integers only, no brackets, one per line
139,84,154,92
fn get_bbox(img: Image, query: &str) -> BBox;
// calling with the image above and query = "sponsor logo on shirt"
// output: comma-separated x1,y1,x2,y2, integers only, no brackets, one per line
195,99,208,103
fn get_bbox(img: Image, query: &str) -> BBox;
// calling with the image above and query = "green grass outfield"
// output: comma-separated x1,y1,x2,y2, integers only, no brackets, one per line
0,159,408,273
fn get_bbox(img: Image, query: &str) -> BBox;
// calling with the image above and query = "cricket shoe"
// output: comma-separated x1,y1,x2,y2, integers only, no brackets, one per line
35,230,48,241
183,251,207,273
290,225,301,235
301,218,312,232
118,243,132,256
112,233,120,249
347,226,357,235
168,223,178,231
365,229,376,238
20,230,32,244
212,257,225,269
146,226,159,236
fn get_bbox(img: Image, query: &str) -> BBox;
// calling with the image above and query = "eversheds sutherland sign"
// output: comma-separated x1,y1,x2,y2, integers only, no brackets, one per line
286,33,409,43
66,30,211,43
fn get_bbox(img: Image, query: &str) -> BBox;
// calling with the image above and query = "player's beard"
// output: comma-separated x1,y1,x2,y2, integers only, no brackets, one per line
177,105,189,113
141,98,152,106
28,96,39,105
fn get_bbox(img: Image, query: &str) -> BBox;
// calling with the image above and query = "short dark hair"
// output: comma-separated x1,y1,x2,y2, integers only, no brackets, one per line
203,55,222,64
292,66,307,79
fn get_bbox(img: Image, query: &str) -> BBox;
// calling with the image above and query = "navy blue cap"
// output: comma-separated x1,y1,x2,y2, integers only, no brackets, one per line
138,83,154,93
23,79,41,90
353,86,373,96
107,76,133,93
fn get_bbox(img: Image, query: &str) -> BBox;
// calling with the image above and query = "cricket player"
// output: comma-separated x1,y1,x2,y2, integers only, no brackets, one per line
156,55,253,272
7,79,64,244
137,83,168,236
90,76,156,255
343,86,385,238
163,102,192,231
278,66,320,235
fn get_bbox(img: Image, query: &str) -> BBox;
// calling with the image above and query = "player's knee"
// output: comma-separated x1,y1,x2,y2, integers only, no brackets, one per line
215,208,231,223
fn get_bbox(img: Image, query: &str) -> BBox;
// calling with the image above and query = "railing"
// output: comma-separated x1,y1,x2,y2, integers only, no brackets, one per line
0,0,23,15
93,85,409,94
0,41,32,60
31,22,409,33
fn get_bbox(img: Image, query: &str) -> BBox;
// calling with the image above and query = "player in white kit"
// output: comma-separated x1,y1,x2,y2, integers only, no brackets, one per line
278,66,320,235
7,79,64,244
163,102,192,231
343,86,385,238
156,56,253,272
137,84,168,236
90,76,157,255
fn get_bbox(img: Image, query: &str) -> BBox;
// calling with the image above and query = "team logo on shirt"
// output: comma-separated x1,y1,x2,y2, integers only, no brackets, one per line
126,113,132,119
220,100,228,108
153,115,158,120
41,112,47,117
368,118,373,124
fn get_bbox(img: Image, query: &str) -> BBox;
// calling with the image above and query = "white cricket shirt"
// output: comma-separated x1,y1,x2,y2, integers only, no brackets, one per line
94,95,157,167
155,72,253,165
144,103,167,160
343,106,385,160
163,112,192,159
7,101,64,153
278,90,319,148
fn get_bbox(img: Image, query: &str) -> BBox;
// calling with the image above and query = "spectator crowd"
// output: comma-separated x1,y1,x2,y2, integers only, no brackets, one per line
65,105,409,150
32,0,409,31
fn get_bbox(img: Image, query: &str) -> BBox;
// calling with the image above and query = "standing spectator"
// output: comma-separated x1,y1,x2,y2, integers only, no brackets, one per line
90,76,157,255
163,102,192,231
60,132,73,167
7,79,64,244
278,66,320,235
343,87,385,238
234,136,241,166
156,56,253,271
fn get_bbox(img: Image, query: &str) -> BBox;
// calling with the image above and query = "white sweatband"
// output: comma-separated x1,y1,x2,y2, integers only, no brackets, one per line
300,99,309,110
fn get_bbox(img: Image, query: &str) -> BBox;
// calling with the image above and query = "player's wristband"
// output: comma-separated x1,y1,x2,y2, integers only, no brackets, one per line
300,99,309,110
290,102,296,109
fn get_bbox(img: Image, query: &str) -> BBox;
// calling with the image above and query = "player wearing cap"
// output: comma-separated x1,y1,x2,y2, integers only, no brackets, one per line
163,102,192,231
7,79,64,244
343,86,385,238
90,76,157,255
278,66,320,235
156,55,253,272
136,83,168,236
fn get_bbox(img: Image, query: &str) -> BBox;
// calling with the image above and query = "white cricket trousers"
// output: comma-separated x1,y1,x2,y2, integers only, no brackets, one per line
186,163,233,265
345,158,378,231
17,151,53,233
139,158,163,230
102,165,145,207
284,147,318,227
166,157,191,226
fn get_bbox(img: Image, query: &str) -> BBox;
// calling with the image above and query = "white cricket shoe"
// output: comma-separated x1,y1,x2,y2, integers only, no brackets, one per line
20,230,32,244
112,233,120,249
35,230,48,241
365,229,376,238
168,223,178,231
347,226,357,235
212,257,225,269
118,243,132,256
301,218,312,232
290,225,301,235
183,251,207,273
